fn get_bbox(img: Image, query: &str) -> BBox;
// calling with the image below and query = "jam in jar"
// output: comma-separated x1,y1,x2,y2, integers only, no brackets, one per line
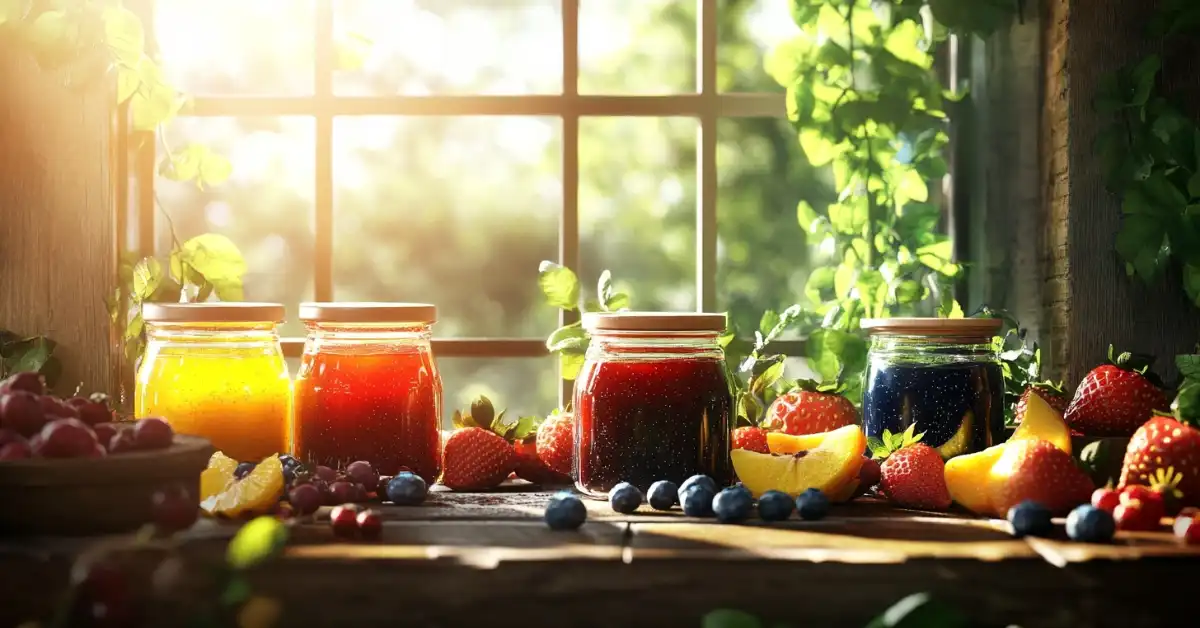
135,303,291,462
573,312,733,498
293,303,442,481
861,317,1005,459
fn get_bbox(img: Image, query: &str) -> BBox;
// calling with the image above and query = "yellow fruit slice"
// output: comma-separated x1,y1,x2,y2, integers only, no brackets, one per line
1012,392,1071,454
732,424,866,498
200,451,240,501
201,455,284,518
935,411,974,459
766,431,828,454
943,443,1008,516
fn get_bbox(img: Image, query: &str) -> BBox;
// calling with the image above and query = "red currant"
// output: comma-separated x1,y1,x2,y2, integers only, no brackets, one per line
1114,500,1160,532
329,504,359,539
356,509,382,540
1090,488,1120,512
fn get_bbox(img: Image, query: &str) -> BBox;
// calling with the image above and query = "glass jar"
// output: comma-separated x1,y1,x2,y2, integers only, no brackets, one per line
135,303,291,462
292,303,442,482
573,312,733,498
861,317,1005,459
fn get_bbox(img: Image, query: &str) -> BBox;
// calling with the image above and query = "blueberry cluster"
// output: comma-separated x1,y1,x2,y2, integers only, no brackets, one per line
1005,500,1116,543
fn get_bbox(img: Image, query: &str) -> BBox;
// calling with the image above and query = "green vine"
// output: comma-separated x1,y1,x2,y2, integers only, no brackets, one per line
537,261,631,381
1095,0,1200,308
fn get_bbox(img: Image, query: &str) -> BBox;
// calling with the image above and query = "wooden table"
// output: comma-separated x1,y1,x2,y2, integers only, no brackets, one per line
3,487,1199,628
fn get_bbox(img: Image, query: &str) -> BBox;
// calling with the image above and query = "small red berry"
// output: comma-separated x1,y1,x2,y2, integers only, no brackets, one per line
1114,500,1160,531
329,504,359,538
858,457,882,491
1174,515,1195,539
0,439,31,460
1184,518,1200,545
356,509,382,540
151,485,198,533
1091,488,1121,513
1120,486,1165,521
133,417,174,450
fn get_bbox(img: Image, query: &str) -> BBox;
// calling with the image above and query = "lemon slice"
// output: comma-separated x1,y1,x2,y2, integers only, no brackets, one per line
199,451,240,501
201,455,284,518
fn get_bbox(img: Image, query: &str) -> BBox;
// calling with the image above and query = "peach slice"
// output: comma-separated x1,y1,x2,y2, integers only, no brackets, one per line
766,431,829,455
732,424,866,500
1011,392,1072,454
943,443,1008,516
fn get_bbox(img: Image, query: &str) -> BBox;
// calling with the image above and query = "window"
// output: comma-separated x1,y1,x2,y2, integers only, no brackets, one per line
133,0,822,424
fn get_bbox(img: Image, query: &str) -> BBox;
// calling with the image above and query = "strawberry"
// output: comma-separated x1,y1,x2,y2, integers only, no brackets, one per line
441,396,517,491
874,425,951,511
990,439,1095,516
1013,381,1069,423
764,380,857,436
498,413,571,486
536,409,574,477
1064,346,1169,436
731,426,769,453
1119,414,1200,510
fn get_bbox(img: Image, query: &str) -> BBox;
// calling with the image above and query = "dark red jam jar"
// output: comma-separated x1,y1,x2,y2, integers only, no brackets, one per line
573,312,734,498
293,303,442,482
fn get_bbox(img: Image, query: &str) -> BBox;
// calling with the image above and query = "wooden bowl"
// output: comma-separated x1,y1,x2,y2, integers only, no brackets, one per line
0,435,214,536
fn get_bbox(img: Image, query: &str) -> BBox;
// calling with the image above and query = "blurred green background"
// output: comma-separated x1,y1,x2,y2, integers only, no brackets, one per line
150,0,835,424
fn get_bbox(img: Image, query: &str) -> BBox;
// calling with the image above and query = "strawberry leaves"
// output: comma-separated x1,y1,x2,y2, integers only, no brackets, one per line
867,424,924,460
1107,344,1166,388
452,395,509,435
1174,350,1200,427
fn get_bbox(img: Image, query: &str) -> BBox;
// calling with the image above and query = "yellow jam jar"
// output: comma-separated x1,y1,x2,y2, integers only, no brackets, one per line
134,303,291,462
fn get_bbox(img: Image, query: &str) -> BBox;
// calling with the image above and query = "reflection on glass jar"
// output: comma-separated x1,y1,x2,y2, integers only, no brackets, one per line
573,312,733,498
293,303,442,482
135,303,291,462
861,318,1005,459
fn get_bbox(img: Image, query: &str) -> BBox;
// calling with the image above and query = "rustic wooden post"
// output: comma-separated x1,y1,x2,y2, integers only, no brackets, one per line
1038,0,1200,387
0,44,118,395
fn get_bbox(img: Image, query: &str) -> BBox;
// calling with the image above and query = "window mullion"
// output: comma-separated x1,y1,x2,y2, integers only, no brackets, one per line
696,0,718,314
313,0,335,302
559,0,580,408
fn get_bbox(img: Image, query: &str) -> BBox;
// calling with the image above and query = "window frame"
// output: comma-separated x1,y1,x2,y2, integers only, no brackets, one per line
130,0,806,404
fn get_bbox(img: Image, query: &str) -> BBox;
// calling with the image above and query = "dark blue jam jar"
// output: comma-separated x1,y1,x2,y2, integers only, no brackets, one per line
861,318,1005,460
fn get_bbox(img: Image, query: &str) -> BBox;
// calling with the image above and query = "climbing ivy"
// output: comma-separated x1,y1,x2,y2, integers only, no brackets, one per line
1094,0,1200,308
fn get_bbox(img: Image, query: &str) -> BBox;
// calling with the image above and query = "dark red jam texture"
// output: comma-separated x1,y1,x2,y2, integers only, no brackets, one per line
575,357,733,495
294,348,442,482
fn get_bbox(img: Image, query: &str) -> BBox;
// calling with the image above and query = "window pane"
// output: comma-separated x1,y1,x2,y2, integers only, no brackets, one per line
440,357,558,429
157,117,316,337
578,0,695,95
332,116,561,337
716,117,831,336
156,0,315,96
334,0,562,96
579,117,696,311
718,0,800,93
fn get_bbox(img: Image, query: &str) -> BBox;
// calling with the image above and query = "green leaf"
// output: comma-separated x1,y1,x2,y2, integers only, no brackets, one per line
1185,264,1200,308
805,267,836,304
865,592,966,628
893,279,923,304
132,257,163,300
172,234,247,288
702,609,763,628
1188,170,1200,199
758,310,780,338
537,261,580,311
334,32,373,72
895,169,928,205
546,323,589,353
220,576,252,607
0,0,29,27
102,7,144,66
834,264,857,300
916,239,955,273
116,62,141,104
751,360,786,396
1,336,55,375
159,144,232,189
1129,55,1161,107
796,199,821,233
130,59,182,130
1115,214,1168,283
24,10,80,69
1177,353,1200,380
560,352,586,381
226,516,289,570
799,128,839,167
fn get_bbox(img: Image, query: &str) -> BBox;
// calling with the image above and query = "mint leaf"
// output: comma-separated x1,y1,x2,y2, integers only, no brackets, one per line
560,352,586,381
538,261,580,310
132,257,163,300
750,359,786,396
546,323,588,353
1178,354,1200,380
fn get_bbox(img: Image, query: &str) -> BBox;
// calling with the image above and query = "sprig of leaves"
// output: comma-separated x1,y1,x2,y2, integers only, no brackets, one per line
1094,3,1200,308
866,424,924,460
536,261,631,381
1173,348,1200,427
0,330,60,388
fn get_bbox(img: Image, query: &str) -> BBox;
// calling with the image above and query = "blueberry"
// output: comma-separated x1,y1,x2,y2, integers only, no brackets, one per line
1007,500,1054,538
386,473,428,506
678,475,717,502
757,490,795,522
609,482,643,514
795,488,830,520
234,462,256,480
278,454,299,469
545,491,587,530
647,480,679,511
681,486,715,517
1066,505,1116,543
712,487,753,523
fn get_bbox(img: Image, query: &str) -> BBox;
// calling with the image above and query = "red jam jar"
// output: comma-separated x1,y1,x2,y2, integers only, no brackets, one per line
293,303,442,482
573,312,734,498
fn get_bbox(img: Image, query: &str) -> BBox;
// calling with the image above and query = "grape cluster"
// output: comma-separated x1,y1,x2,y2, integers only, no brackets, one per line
279,457,429,521
0,372,174,461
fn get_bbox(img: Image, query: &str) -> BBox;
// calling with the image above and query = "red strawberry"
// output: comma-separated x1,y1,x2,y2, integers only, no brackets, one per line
1013,382,1068,423
731,426,769,453
536,410,574,477
991,439,1095,516
1114,500,1161,531
441,427,515,491
513,439,570,485
1119,415,1200,509
879,442,951,511
1065,347,1169,436
764,381,857,436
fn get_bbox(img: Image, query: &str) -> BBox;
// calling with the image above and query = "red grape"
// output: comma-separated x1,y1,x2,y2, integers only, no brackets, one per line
288,483,322,516
151,485,198,533
0,372,44,395
0,391,47,437
71,560,134,628
0,428,21,448
314,465,337,482
78,402,113,427
346,460,377,487
66,396,90,408
132,418,174,450
0,439,31,460
329,481,358,504
356,509,382,540
108,430,139,455
40,395,80,420
91,423,119,448
329,504,359,538
88,442,107,458
34,419,99,458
